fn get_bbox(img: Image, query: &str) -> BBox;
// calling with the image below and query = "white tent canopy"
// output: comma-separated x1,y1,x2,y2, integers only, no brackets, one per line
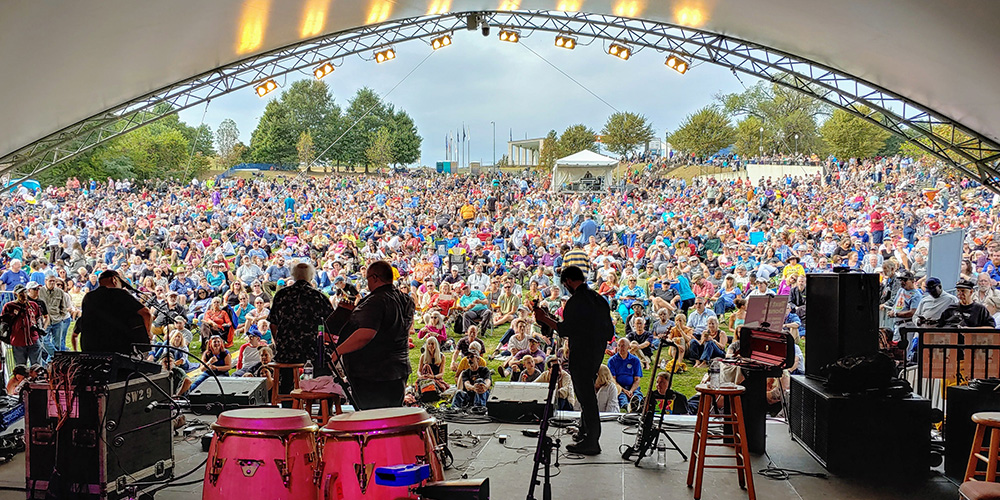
2,1,1000,160
552,150,618,193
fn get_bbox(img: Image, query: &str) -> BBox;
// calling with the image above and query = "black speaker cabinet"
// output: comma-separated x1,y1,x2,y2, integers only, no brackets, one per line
789,375,930,477
945,385,1000,478
805,272,879,378
189,376,269,413
25,373,173,499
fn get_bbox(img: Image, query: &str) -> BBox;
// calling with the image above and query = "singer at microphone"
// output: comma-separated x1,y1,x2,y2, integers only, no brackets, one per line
73,270,152,355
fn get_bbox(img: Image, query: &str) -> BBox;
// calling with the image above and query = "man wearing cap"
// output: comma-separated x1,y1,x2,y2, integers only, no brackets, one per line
0,284,44,365
152,292,188,338
24,282,53,361
939,279,995,328
915,277,958,327
74,270,152,355
452,353,492,408
533,265,613,456
887,270,922,346
333,276,359,302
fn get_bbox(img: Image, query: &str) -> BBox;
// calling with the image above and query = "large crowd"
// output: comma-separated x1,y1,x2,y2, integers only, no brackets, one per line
1,154,996,410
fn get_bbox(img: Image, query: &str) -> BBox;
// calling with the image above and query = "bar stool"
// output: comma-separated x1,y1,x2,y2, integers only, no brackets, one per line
965,412,1000,482
289,390,343,424
960,481,1000,500
267,362,302,407
687,383,755,500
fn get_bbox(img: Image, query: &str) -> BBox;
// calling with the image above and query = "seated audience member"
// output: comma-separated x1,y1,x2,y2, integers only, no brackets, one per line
247,318,273,344
234,331,265,375
503,337,546,380
166,315,193,345
517,355,542,382
148,330,193,372
452,354,492,408
188,335,232,393
668,313,700,361
608,337,644,411
199,297,232,347
627,316,654,361
416,336,449,395
538,357,574,410
451,325,485,372
239,346,275,391
695,317,728,368
587,364,621,413
417,311,448,344
647,371,688,415
453,344,489,374
629,340,649,370
151,333,193,396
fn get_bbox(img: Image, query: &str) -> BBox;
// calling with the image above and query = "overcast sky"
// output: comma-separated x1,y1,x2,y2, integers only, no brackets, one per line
178,29,751,166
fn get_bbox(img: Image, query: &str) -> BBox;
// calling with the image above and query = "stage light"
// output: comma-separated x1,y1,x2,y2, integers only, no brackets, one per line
374,47,396,63
254,79,278,97
665,54,690,74
554,34,577,50
431,34,452,50
313,62,334,79
498,29,520,43
608,42,631,60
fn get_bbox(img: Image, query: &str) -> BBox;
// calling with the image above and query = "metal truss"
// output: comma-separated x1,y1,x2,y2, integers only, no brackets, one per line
3,10,999,191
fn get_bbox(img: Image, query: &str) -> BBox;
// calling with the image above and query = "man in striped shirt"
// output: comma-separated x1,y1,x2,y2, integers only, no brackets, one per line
562,243,590,278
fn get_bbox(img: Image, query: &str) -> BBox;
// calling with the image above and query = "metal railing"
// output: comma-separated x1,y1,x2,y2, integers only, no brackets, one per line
907,327,1000,400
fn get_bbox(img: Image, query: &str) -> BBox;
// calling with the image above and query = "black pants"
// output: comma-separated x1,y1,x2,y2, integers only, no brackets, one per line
570,349,605,446
350,377,406,410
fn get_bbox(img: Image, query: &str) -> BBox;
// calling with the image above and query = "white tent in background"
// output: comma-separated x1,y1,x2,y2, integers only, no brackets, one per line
551,149,619,193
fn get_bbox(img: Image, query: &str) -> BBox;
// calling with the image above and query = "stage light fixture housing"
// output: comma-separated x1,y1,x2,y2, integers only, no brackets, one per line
431,34,452,50
665,54,690,74
254,79,278,97
554,34,577,50
313,62,334,79
498,29,520,43
608,42,631,60
374,47,396,63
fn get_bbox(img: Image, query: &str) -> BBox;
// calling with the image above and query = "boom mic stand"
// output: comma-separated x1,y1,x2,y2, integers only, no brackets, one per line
621,343,687,467
526,363,561,500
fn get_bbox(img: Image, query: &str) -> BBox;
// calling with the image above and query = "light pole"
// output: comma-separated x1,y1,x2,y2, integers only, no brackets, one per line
759,126,764,160
794,134,799,157
491,121,496,171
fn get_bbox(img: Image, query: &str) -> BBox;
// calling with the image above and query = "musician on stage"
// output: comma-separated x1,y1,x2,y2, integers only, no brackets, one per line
73,270,152,355
331,260,414,410
534,265,613,456
269,261,335,394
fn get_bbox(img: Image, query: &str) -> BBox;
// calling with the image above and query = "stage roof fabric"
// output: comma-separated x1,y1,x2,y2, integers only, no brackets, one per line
2,1,999,160
556,149,619,167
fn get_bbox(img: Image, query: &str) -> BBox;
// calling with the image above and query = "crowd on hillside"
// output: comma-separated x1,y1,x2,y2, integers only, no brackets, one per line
0,154,996,409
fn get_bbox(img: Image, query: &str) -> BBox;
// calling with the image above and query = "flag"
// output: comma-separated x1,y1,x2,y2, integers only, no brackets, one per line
462,122,467,142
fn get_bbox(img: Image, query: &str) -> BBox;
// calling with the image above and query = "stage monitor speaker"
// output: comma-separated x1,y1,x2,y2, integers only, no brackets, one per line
486,382,548,423
945,385,1000,478
805,272,879,378
189,377,268,412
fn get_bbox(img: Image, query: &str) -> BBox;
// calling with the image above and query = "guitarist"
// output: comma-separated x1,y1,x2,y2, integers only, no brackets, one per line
74,270,151,355
534,265,613,456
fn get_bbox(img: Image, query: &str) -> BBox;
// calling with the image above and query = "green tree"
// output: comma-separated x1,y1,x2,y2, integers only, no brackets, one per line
820,107,891,159
366,126,393,173
216,119,240,158
297,131,315,170
539,130,559,171
249,100,298,166
388,110,421,166
731,117,774,159
94,126,190,179
717,81,827,155
667,106,736,158
342,88,389,171
557,124,597,157
600,112,655,159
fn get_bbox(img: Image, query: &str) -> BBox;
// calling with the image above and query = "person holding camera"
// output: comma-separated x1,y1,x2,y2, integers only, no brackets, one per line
452,353,492,408
0,284,44,365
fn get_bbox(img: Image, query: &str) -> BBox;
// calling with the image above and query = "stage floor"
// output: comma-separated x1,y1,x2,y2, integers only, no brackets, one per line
0,413,960,500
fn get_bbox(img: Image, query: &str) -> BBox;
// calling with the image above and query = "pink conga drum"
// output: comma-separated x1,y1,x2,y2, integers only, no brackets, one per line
204,408,319,500
317,408,444,500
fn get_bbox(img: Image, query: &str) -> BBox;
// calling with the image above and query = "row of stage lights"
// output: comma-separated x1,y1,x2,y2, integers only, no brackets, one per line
254,29,689,97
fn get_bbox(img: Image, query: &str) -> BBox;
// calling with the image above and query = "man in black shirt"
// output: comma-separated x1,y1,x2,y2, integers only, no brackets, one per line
453,354,492,407
333,276,359,302
74,270,152,355
333,261,414,409
939,279,995,328
535,265,614,455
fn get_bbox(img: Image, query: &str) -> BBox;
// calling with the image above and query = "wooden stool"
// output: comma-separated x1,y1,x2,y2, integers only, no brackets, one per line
687,383,755,500
290,390,343,424
965,412,1000,482
961,480,1000,500
267,363,303,407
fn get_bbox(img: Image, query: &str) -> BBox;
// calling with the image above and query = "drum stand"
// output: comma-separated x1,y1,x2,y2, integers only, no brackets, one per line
527,364,561,500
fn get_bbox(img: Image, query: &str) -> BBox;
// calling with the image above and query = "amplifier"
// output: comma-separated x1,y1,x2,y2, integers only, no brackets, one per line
25,373,173,499
51,351,161,385
945,385,1000,478
189,377,269,413
789,375,930,477
486,382,548,423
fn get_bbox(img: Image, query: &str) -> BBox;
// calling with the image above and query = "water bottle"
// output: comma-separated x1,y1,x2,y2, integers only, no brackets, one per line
302,359,314,380
708,359,721,389
656,442,667,467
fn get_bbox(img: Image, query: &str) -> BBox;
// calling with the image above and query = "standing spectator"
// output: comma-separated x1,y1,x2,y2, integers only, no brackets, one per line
0,259,29,291
1,285,44,365
38,276,71,354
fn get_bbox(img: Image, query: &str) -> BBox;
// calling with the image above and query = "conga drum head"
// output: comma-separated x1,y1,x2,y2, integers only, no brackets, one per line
214,408,315,432
322,408,432,433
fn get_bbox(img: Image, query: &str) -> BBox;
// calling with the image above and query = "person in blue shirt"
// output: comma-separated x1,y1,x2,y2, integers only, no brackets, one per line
783,303,806,339
456,287,492,336
283,195,295,213
608,337,643,410
206,262,228,291
28,260,48,286
670,267,696,314
0,259,30,291
579,213,597,244
169,267,197,301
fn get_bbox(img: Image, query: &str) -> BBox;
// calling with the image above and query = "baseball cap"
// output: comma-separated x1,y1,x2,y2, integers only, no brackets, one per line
12,284,26,294
25,282,40,290
248,330,262,338
926,277,942,288
334,276,345,283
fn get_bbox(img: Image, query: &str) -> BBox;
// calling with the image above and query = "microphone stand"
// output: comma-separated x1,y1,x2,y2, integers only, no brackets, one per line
526,363,561,500
321,340,358,409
